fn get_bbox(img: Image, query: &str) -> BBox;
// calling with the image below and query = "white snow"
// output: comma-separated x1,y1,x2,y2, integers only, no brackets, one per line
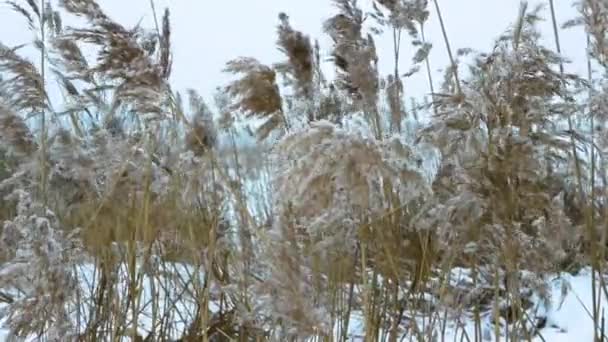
1,267,606,341
0,261,216,341
331,268,607,341
534,269,604,342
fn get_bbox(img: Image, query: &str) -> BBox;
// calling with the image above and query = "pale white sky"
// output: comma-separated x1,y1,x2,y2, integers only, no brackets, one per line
0,0,589,108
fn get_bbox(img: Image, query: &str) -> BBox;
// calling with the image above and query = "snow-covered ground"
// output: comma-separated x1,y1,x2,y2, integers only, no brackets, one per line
440,268,605,342
0,262,218,341
343,268,606,341
533,270,603,342
1,266,606,341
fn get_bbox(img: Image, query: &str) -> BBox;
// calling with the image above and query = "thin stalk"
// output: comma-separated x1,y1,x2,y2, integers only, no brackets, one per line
280,108,291,132
393,28,401,81
588,30,605,327
493,266,501,342
228,127,254,309
149,0,161,35
372,107,383,140
341,249,357,342
39,0,47,203
361,241,373,342
547,0,584,197
420,22,437,117
127,198,139,341
548,1,600,339
432,0,462,96
392,27,403,133
149,0,192,134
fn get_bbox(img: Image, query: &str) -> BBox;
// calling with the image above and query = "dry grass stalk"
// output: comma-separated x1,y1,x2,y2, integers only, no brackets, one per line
421,4,585,286
275,13,314,100
61,0,171,118
0,104,37,158
159,8,172,80
386,74,404,133
325,0,383,137
574,0,608,69
184,89,216,155
224,57,282,117
224,57,287,138
0,43,48,112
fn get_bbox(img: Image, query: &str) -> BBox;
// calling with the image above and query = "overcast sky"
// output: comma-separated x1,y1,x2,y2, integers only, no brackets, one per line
0,0,589,109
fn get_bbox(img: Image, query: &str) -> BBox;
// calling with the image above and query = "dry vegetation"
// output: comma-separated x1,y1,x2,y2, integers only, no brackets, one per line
0,0,607,341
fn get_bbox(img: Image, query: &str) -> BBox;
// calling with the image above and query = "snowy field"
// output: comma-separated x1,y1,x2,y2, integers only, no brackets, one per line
1,266,605,341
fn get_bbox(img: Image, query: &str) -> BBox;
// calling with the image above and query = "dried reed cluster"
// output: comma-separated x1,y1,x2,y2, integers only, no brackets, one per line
0,0,608,340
